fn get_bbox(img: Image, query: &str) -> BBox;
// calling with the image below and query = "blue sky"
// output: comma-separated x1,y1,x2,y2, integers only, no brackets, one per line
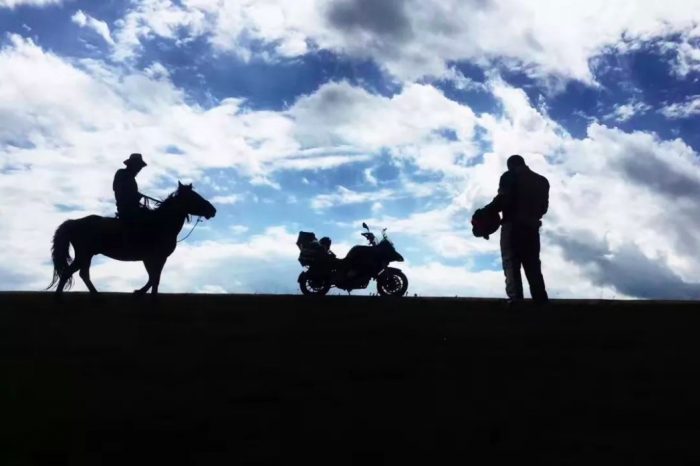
1,0,699,298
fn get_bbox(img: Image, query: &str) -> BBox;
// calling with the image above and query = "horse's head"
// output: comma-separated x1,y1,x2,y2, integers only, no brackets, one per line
175,181,217,219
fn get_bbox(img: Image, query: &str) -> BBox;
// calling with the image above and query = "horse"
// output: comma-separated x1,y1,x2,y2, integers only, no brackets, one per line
48,182,216,295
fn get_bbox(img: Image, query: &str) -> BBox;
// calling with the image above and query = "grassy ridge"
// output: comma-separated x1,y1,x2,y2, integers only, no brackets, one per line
1,293,699,464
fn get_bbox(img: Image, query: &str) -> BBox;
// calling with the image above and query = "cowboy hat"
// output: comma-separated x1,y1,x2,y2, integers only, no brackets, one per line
123,153,147,167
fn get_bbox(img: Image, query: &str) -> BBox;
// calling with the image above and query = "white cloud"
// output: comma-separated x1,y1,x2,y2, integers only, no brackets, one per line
82,226,301,294
289,80,479,175
311,186,395,210
2,32,700,299
112,0,209,61
210,194,243,205
442,66,488,92
605,100,652,122
0,36,365,291
668,29,700,77
353,78,700,299
660,96,700,119
0,0,61,7
71,10,115,46
401,262,503,298
229,225,249,235
110,0,700,84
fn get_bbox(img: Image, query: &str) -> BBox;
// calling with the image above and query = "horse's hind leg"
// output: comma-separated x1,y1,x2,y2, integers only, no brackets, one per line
134,259,154,295
78,254,98,294
56,262,80,294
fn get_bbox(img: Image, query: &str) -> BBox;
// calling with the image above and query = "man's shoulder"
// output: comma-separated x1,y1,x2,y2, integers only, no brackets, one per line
528,168,549,186
500,170,514,183
114,168,134,180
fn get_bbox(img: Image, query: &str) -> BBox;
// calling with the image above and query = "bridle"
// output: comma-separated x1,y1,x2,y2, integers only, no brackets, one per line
141,194,203,243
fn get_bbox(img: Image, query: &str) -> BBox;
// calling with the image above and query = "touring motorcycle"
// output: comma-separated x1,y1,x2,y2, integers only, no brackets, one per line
296,223,408,296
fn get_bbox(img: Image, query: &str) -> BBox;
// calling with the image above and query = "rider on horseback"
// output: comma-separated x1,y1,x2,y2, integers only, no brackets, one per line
113,153,151,224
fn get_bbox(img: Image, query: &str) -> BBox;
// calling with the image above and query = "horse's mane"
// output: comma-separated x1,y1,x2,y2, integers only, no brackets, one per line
155,189,192,222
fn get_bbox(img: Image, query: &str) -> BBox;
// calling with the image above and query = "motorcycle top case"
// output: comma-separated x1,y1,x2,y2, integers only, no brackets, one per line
296,231,317,249
297,231,322,266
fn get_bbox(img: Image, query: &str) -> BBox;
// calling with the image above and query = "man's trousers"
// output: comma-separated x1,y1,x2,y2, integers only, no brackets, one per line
500,222,548,302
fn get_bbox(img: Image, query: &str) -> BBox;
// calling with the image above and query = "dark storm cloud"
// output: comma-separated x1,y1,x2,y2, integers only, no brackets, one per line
551,232,700,300
619,147,700,200
326,0,412,38
664,204,700,258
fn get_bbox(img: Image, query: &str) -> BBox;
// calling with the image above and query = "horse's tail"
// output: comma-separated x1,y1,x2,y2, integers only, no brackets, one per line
47,220,76,290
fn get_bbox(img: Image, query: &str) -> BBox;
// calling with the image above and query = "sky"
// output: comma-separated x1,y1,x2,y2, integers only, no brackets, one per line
1,0,699,298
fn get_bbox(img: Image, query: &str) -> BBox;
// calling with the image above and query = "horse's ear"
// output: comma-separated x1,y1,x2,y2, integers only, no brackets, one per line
178,180,183,189
188,183,193,189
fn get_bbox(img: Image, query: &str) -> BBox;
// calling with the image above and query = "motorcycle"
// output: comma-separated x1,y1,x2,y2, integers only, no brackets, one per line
296,223,409,297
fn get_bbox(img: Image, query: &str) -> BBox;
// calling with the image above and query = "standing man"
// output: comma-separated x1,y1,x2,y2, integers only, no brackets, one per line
113,153,148,223
487,155,550,304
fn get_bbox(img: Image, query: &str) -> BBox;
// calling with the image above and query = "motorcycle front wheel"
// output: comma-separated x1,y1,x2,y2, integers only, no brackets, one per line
299,272,331,296
377,270,408,297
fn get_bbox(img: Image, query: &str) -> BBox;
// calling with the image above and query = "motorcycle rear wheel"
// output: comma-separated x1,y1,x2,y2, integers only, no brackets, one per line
299,272,331,296
377,270,408,297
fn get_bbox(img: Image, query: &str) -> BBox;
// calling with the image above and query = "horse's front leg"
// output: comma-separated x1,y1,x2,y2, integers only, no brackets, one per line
150,256,168,295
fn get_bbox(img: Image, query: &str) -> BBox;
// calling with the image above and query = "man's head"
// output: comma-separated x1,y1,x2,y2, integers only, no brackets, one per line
507,154,526,171
123,153,147,174
319,237,332,251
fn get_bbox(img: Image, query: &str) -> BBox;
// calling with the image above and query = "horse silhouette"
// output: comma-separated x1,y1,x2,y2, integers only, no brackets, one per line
48,182,216,295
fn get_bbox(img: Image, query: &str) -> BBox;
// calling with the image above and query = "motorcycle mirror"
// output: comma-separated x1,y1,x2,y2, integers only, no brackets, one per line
362,222,369,230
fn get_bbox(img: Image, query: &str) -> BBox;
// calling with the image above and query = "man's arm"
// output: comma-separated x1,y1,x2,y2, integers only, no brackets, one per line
540,176,549,217
486,172,513,212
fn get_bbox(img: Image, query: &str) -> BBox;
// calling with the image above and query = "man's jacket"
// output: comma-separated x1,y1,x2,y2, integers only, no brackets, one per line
113,168,141,213
491,166,549,226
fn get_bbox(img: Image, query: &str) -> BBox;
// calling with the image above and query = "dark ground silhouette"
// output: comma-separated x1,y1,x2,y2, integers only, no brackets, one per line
2,293,700,464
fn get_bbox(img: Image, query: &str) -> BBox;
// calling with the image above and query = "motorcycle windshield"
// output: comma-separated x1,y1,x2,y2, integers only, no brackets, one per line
380,236,403,262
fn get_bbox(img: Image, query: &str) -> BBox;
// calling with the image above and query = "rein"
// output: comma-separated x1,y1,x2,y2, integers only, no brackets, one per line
177,217,202,243
142,195,163,208
142,194,203,243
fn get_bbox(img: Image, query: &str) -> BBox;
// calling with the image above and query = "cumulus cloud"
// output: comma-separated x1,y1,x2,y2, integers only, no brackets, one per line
553,233,700,300
0,36,357,290
667,27,700,77
2,24,700,299
85,226,301,294
109,0,700,84
337,79,700,299
289,80,479,174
